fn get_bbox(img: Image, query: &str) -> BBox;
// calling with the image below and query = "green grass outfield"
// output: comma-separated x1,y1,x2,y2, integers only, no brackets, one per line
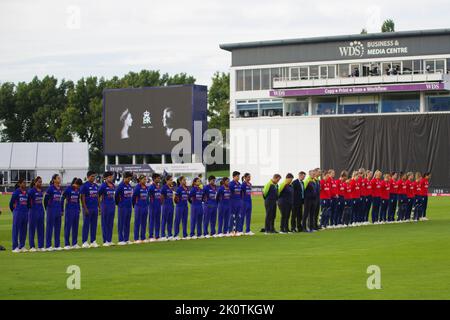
0,195,449,300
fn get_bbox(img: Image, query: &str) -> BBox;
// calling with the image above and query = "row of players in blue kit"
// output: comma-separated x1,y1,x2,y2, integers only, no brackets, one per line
9,170,254,252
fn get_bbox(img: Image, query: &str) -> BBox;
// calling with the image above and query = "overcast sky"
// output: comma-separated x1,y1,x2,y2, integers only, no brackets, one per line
1,0,449,87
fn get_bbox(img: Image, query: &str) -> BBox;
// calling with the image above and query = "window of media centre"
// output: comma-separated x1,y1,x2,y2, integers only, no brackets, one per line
338,95,379,114
314,97,338,115
235,58,449,92
236,99,283,118
427,95,450,112
381,93,420,113
285,100,309,116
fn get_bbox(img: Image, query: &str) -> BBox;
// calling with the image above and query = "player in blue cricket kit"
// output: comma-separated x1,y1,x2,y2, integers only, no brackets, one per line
216,177,231,237
160,175,175,241
27,176,45,252
133,175,149,243
149,173,162,242
202,175,218,238
99,171,116,246
174,176,189,240
240,173,254,236
80,171,100,248
10,178,29,253
115,172,133,245
62,178,83,250
189,177,204,239
44,174,64,251
229,171,243,236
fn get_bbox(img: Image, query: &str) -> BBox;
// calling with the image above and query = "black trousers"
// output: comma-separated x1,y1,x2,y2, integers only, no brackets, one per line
302,198,315,230
303,198,314,231
278,201,292,232
264,200,277,232
291,203,303,231
314,197,320,229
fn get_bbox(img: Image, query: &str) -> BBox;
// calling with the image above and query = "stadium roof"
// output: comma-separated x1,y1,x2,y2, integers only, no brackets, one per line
219,28,450,51
0,142,89,170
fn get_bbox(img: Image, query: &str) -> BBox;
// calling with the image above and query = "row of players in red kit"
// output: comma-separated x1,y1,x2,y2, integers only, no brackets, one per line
318,169,430,228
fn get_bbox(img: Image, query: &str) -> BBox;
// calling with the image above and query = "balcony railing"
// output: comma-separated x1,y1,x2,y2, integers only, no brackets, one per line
273,71,446,89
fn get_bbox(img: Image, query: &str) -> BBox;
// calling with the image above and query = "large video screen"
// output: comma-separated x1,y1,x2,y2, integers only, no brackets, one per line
103,85,207,155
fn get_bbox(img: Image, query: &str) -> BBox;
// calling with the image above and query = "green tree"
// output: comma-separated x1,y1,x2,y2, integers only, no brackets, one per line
30,77,73,142
0,76,70,142
208,72,230,138
0,82,18,141
360,28,368,34
206,72,230,172
381,19,395,32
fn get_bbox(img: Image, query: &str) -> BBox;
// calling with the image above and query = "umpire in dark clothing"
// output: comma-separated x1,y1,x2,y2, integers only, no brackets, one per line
303,170,319,231
263,174,281,233
291,171,306,232
278,173,294,233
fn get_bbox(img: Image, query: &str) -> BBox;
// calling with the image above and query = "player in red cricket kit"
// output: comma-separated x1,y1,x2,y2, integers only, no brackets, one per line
413,172,424,221
370,170,382,223
388,172,399,222
327,170,339,227
379,173,391,223
363,170,373,223
356,169,366,224
342,174,353,226
405,172,416,221
349,171,361,225
335,171,347,227
420,173,431,221
397,173,408,221
319,170,332,228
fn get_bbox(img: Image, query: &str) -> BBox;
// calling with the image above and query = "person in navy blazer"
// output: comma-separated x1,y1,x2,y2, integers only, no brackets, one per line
291,171,306,232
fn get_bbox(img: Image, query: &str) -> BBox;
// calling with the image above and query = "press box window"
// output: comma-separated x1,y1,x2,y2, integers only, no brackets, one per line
436,60,445,73
270,68,281,89
252,69,261,91
260,100,282,117
300,67,308,80
338,64,350,78
285,100,308,116
338,96,379,114
236,101,258,118
309,65,319,79
427,96,450,112
236,70,244,91
402,60,413,74
314,97,337,115
290,68,299,80
261,69,271,90
244,70,252,91
381,94,420,113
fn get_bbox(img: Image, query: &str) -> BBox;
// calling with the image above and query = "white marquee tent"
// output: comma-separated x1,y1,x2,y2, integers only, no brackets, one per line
0,142,89,185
